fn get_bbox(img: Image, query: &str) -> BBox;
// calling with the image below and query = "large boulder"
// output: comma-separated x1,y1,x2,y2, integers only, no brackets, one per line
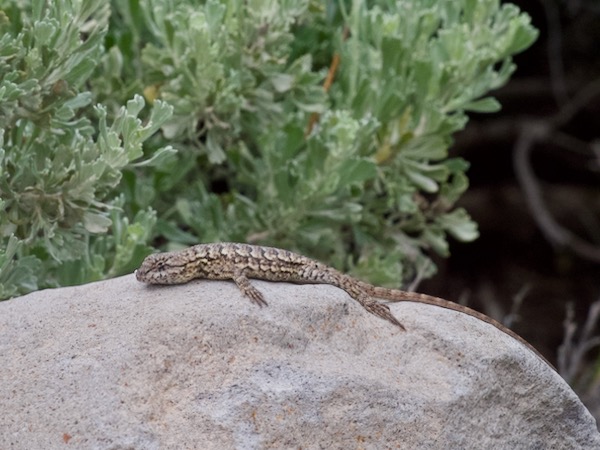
1,274,598,449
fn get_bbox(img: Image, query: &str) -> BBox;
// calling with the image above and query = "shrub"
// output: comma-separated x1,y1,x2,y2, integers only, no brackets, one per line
0,0,537,298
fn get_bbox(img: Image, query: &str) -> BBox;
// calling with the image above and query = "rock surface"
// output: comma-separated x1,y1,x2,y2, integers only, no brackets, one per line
1,274,598,449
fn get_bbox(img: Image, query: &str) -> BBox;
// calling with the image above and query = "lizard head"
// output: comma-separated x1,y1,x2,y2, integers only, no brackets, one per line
135,251,194,284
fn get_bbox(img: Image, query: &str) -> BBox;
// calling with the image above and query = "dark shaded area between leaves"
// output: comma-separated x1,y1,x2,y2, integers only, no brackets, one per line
421,0,600,422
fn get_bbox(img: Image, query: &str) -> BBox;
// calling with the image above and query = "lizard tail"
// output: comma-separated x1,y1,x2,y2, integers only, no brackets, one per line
356,281,554,369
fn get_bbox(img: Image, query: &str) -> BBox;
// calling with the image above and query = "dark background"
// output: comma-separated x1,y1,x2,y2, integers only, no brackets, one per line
421,0,600,419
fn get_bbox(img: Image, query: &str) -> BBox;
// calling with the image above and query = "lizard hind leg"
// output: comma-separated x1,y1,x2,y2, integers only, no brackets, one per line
233,271,268,307
359,295,406,330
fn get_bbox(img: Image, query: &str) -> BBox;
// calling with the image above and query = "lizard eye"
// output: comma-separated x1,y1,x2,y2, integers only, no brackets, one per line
157,261,165,271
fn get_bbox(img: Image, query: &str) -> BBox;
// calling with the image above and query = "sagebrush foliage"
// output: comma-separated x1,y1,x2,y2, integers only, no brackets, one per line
0,1,174,296
0,0,537,298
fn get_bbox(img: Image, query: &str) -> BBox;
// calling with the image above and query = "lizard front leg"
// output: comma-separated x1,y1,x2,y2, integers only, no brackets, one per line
232,270,268,307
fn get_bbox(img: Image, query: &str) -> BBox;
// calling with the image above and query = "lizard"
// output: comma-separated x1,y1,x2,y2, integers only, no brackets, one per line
135,242,552,368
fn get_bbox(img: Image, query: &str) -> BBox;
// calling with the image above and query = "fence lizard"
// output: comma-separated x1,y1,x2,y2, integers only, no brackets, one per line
136,242,551,367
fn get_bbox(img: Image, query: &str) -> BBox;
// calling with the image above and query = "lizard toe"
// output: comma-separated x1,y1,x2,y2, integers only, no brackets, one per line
364,301,405,330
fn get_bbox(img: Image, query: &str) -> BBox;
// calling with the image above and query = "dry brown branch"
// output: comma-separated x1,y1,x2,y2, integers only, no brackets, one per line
305,27,350,136
513,78,600,262
558,298,600,383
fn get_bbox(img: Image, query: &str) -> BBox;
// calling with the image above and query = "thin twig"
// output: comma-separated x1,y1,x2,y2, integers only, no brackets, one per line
558,302,577,379
558,298,600,383
513,78,600,262
549,78,600,128
539,0,569,105
504,284,531,329
305,53,340,136
305,27,350,136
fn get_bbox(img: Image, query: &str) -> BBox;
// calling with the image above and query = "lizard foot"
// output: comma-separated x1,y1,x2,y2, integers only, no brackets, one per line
363,300,405,330
233,273,268,307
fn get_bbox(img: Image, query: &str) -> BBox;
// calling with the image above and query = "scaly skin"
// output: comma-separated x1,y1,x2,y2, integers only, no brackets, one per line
136,242,552,368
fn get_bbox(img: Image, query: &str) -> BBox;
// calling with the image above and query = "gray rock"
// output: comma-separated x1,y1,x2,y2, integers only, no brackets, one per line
1,274,598,449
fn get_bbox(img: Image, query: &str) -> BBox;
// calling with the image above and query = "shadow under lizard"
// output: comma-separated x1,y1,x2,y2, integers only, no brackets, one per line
135,242,552,368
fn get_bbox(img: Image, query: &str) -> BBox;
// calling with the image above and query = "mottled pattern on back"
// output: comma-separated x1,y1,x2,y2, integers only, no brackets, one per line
136,242,340,284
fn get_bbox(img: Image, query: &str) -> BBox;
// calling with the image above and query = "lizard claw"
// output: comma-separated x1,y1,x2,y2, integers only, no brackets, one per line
364,301,405,330
246,289,268,307
233,272,268,307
